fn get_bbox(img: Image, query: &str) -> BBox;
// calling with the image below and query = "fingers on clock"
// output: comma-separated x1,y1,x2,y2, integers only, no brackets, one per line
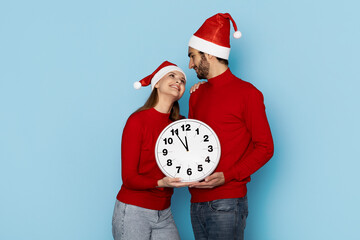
170,177,182,182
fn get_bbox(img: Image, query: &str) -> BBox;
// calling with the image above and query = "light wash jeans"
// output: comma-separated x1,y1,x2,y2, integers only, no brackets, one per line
190,197,248,240
112,200,180,240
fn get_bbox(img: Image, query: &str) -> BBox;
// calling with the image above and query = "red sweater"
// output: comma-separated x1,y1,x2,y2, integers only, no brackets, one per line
116,108,173,210
188,69,274,203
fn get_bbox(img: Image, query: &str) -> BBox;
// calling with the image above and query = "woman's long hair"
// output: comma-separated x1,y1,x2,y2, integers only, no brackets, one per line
134,88,181,121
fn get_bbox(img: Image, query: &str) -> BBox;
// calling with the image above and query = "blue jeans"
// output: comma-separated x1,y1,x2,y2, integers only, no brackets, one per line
191,197,248,240
112,200,180,240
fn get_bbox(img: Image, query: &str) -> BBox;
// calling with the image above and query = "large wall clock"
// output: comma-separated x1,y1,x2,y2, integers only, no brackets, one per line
155,119,221,182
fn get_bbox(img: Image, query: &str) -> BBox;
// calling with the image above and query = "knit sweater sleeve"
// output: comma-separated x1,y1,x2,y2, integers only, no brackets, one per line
224,88,274,182
188,86,200,119
121,114,159,190
188,93,195,119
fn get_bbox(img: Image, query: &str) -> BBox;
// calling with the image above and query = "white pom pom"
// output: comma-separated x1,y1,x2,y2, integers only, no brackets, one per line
233,31,242,39
133,81,142,90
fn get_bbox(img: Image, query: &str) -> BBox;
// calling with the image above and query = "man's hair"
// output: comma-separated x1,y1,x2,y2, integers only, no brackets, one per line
199,51,229,66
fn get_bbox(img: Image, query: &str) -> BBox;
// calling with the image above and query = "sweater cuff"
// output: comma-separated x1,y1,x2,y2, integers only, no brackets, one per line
223,169,236,183
152,178,160,188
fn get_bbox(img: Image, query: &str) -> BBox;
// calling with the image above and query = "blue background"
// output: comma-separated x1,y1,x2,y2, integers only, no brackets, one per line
1,0,359,239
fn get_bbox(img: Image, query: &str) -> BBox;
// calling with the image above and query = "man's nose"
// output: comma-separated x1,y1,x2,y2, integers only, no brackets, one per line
189,59,194,69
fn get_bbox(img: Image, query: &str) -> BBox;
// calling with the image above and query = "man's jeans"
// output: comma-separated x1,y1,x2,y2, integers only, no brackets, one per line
112,200,180,240
191,197,248,240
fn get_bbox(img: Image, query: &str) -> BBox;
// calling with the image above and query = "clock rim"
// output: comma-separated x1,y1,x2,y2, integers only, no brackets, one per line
155,118,221,182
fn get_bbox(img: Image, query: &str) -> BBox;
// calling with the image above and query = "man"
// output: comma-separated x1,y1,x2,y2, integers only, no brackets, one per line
187,13,274,240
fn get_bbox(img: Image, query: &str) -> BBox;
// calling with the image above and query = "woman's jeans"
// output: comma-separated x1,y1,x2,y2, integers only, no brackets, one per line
112,200,180,240
191,197,248,240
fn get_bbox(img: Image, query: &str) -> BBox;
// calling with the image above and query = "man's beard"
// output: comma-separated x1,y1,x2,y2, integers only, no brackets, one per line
196,55,210,79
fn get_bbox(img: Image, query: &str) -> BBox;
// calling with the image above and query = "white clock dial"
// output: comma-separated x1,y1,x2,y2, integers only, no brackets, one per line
155,119,221,182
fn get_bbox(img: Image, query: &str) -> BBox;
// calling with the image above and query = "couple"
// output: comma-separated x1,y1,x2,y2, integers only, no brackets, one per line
112,13,274,240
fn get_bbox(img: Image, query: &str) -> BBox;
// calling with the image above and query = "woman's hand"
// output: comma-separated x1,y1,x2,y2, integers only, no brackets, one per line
190,81,206,93
157,177,194,188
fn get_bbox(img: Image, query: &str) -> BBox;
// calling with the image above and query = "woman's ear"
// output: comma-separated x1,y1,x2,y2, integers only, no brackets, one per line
154,81,160,89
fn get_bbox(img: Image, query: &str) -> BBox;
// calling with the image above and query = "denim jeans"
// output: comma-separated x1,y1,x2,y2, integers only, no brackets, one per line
112,200,180,240
191,197,248,240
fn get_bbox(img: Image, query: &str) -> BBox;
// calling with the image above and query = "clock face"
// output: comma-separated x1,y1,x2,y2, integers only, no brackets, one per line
155,119,221,182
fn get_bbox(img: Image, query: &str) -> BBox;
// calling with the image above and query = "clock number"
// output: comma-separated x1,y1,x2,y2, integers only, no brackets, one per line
163,137,173,145
203,135,209,142
198,165,203,171
208,145,213,152
205,156,210,163
176,166,181,173
162,149,168,156
170,129,179,136
181,124,191,131
187,168,192,175
195,128,199,135
167,159,172,166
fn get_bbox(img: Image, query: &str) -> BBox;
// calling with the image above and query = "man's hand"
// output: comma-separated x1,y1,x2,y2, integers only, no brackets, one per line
190,81,206,93
157,177,194,188
189,172,225,188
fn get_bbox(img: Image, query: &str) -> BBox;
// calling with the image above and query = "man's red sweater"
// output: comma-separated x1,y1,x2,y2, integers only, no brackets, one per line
116,108,173,210
188,68,274,203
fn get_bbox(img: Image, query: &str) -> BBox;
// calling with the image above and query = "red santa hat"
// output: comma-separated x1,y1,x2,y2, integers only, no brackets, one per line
188,13,241,60
133,61,186,90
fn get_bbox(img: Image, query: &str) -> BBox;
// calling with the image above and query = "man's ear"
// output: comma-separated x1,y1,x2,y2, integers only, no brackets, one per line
205,53,215,61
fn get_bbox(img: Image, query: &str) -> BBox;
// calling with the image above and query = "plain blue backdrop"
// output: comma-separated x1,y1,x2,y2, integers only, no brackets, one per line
1,0,359,239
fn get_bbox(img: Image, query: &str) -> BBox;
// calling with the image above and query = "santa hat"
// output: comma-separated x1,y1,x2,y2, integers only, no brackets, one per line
133,61,186,90
188,13,241,60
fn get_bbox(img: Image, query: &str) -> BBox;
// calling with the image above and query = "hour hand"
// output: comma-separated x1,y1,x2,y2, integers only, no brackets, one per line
176,133,189,151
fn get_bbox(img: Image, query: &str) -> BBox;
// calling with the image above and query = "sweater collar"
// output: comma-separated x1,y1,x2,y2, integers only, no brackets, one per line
150,107,171,120
207,68,232,86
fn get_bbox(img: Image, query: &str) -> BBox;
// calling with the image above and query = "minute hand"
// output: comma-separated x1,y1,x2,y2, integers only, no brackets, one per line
185,136,189,151
176,134,189,151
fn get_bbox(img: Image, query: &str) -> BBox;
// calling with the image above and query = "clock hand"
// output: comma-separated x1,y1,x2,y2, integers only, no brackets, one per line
185,136,189,151
176,133,188,151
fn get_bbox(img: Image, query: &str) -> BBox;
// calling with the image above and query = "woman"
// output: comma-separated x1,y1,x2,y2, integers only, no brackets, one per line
112,61,190,240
